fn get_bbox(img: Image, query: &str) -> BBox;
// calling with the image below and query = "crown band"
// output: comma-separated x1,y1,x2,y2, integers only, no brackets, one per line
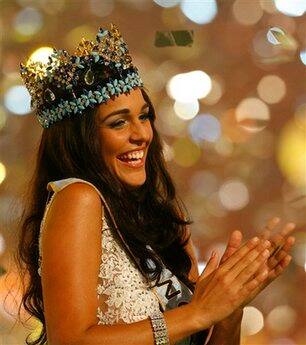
20,23,144,128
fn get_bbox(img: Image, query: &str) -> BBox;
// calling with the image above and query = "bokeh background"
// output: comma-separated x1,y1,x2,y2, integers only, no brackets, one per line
0,0,306,344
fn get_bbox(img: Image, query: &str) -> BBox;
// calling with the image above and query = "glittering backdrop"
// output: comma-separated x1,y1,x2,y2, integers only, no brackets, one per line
0,0,305,344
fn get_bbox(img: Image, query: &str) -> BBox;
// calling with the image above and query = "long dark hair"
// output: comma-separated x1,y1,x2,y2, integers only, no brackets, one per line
13,86,202,344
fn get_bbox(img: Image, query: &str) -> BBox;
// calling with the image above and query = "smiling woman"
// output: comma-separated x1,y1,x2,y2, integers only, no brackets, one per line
97,88,153,188
14,23,296,345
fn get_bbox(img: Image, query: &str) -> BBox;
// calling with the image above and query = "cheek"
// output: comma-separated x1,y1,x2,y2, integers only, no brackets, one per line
99,131,126,159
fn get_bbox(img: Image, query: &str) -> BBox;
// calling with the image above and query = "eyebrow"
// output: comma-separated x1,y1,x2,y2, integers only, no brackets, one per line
102,103,149,122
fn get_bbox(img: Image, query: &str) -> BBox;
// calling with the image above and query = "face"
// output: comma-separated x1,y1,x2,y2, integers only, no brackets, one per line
97,88,154,189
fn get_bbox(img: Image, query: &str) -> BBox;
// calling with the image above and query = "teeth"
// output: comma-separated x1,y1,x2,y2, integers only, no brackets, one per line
119,150,144,160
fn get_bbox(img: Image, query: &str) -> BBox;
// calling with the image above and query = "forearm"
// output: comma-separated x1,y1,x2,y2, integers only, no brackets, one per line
74,304,206,345
206,309,243,345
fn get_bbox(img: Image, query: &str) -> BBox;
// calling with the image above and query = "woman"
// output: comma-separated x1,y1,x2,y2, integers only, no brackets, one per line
16,23,296,345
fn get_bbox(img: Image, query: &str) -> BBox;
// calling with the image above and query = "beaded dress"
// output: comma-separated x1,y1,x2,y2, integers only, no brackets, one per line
38,177,210,345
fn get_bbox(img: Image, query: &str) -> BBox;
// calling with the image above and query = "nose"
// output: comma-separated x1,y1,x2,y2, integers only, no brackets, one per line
129,120,151,143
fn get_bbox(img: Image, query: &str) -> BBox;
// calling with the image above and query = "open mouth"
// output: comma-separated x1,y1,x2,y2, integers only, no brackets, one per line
116,152,145,168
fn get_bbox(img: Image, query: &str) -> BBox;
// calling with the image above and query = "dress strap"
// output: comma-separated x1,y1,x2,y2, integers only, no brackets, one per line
47,177,104,199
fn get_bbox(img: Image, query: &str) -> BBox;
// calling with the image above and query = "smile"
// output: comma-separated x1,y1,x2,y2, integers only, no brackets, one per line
116,150,145,168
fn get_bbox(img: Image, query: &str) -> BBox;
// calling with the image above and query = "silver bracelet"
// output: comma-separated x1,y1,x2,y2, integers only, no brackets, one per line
149,310,170,345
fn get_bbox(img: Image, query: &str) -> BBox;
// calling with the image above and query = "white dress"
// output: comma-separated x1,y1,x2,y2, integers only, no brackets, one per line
38,177,210,344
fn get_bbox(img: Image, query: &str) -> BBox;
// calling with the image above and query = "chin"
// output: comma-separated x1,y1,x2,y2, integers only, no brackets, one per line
121,175,146,190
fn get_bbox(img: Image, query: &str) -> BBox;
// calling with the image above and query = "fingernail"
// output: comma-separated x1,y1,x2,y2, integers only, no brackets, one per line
287,223,296,229
252,237,259,243
273,217,280,223
211,250,216,258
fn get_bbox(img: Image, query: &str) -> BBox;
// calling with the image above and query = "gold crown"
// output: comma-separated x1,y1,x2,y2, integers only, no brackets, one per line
19,23,143,128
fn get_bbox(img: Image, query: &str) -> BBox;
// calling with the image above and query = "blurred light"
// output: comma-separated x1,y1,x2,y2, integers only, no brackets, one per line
167,70,212,102
205,192,228,217
157,98,186,136
214,137,234,157
13,7,43,36
153,0,180,8
220,108,251,143
291,232,306,268
267,26,286,45
257,75,286,104
0,106,8,130
0,162,6,184
245,129,275,159
161,140,174,162
267,13,297,34
28,46,54,64
253,29,282,61
236,97,270,132
190,170,219,198
271,338,296,345
267,26,298,50
4,85,31,115
299,49,306,66
41,0,66,15
219,179,249,211
294,103,306,130
143,69,166,93
180,0,217,25
89,0,114,17
172,137,201,167
0,233,5,255
241,306,264,336
260,0,278,13
197,261,207,275
188,114,221,143
174,100,199,120
200,77,224,105
274,0,306,17
65,25,97,51
267,305,297,333
277,120,306,188
206,242,227,260
232,0,263,25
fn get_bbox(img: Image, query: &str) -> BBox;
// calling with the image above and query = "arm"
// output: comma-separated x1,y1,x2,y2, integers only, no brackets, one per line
41,183,207,345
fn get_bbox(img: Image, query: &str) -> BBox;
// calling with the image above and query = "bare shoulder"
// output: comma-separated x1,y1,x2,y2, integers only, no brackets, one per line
41,182,104,343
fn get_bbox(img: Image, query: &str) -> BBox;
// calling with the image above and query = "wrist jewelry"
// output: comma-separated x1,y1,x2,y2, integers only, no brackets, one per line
149,310,170,345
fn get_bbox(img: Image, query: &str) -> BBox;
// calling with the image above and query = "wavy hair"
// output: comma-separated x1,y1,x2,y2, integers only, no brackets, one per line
13,86,206,344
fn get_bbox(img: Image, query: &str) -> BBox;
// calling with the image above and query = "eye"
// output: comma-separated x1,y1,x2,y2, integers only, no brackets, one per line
110,119,125,128
139,113,152,121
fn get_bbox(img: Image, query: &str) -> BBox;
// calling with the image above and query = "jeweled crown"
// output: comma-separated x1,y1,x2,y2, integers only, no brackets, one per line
20,23,144,128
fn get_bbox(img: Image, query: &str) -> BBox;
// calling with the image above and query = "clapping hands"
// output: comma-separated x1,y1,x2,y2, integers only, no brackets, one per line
202,217,296,307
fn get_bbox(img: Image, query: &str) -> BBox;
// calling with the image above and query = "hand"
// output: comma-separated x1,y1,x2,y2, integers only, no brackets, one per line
220,217,296,307
240,217,296,306
190,236,271,329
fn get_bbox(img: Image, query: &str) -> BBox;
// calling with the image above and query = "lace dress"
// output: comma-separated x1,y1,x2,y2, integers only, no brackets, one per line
38,177,210,345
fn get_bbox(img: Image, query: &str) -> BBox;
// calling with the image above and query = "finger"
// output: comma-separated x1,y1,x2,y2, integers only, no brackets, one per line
260,217,281,240
269,222,296,248
230,241,271,284
199,250,219,280
220,230,243,265
241,267,269,296
268,233,296,258
219,236,262,272
266,254,292,283
279,222,296,237
268,237,295,268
